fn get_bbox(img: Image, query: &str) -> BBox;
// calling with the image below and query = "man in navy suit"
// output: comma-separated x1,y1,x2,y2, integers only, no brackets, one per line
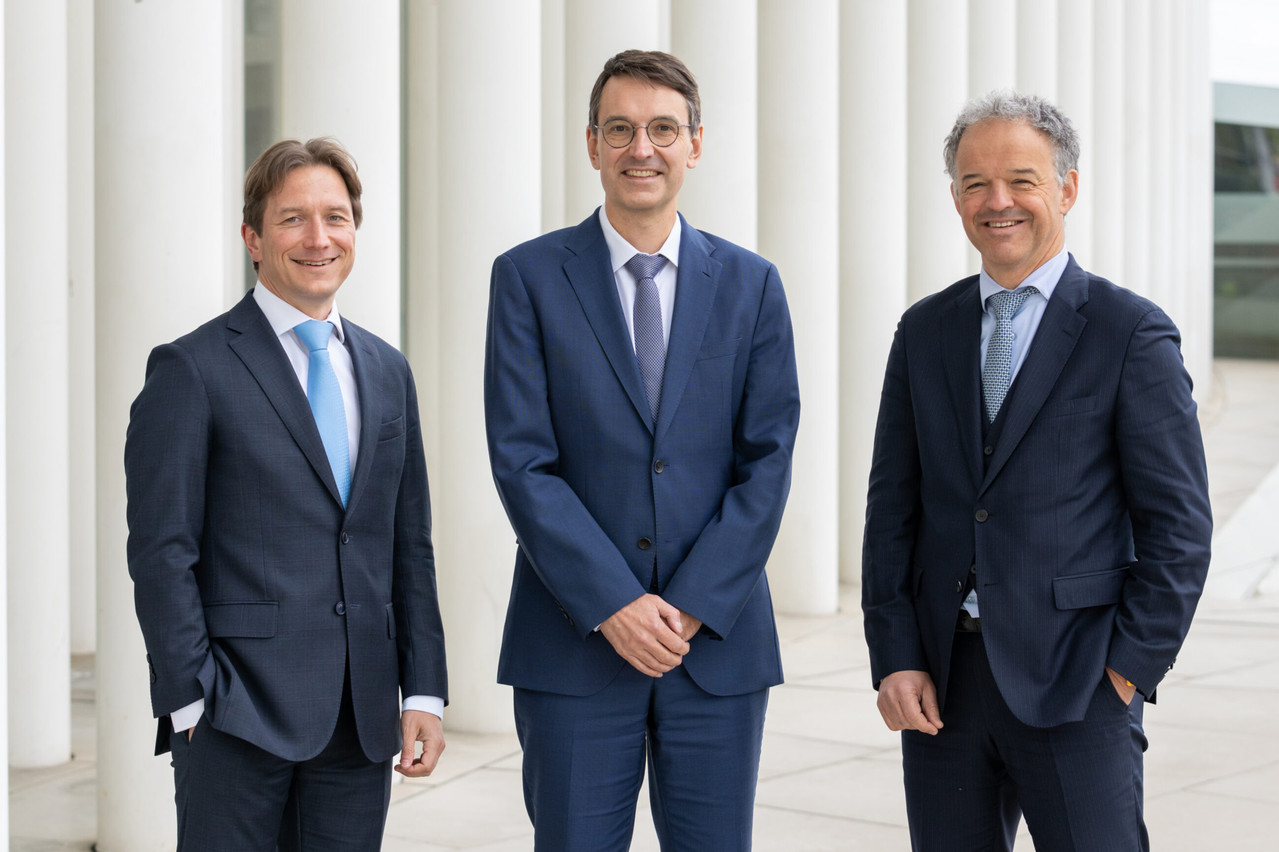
862,91,1212,851
484,50,800,851
126,138,447,851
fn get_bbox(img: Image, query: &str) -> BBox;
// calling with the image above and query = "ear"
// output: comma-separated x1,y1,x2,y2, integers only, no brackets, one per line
685,124,704,169
1059,169,1079,214
242,223,263,263
587,125,601,171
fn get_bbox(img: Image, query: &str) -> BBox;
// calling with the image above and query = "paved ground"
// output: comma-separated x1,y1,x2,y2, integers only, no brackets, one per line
11,358,1279,850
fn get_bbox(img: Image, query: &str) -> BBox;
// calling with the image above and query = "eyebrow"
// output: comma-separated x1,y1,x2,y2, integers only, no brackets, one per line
600,114,681,124
960,167,1041,183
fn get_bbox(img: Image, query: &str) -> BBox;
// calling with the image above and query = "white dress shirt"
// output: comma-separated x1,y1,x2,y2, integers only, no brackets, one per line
598,207,682,350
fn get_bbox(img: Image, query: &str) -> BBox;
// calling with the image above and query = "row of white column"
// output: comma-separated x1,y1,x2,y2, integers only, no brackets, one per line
0,1,1211,849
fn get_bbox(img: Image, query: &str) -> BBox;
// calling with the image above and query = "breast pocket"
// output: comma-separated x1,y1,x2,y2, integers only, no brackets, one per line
377,415,405,442
697,338,742,361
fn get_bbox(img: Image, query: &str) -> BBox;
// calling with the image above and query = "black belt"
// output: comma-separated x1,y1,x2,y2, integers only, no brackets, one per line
956,610,982,633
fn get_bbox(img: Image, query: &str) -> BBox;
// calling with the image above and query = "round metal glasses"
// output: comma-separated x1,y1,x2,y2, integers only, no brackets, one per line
593,119,693,148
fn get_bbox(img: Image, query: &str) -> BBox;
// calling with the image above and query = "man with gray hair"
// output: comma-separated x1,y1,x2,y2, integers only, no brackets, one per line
862,91,1211,850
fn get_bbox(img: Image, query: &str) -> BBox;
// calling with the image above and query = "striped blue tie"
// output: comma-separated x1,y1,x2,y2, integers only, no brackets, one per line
294,320,351,506
626,253,668,425
981,286,1037,423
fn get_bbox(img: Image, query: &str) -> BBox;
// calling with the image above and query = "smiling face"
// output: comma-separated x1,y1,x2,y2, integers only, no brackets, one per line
242,164,356,318
951,119,1078,288
587,74,702,240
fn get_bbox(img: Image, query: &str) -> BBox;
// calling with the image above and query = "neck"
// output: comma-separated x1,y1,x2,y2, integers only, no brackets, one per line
604,204,677,255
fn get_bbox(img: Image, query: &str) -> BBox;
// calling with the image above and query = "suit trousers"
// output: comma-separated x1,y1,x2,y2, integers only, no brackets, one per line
514,664,768,852
169,673,392,852
902,632,1148,852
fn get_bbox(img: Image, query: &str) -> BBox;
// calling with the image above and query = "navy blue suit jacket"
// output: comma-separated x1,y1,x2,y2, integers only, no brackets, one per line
126,291,447,761
484,212,800,697
862,257,1211,728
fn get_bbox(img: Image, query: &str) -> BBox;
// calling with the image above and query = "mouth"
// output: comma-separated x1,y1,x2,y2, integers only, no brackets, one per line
293,258,336,267
624,169,660,178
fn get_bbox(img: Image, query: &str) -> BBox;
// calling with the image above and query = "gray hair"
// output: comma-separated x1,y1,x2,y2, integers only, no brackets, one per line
942,90,1080,186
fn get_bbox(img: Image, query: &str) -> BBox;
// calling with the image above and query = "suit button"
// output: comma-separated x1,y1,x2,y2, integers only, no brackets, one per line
335,601,346,615
984,445,994,456
637,537,652,550
340,531,350,544
974,509,989,522
653,460,665,474
954,580,963,593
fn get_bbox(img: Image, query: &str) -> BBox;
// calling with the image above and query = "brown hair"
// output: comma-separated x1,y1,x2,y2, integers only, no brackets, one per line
588,50,701,132
242,137,363,238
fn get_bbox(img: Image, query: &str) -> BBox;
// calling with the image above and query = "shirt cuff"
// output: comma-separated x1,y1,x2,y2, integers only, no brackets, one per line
170,698,204,733
402,695,444,719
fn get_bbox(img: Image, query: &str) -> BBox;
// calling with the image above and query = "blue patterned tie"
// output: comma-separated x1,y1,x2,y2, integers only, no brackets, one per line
626,253,669,424
981,286,1037,423
294,320,351,506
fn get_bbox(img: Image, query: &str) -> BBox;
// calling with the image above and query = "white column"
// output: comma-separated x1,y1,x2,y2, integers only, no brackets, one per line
563,0,662,223
968,0,1017,96
430,0,542,732
1146,8,1172,309
1122,0,1152,296
1090,0,1125,281
278,0,401,345
759,0,839,615
542,0,567,231
95,2,243,848
1165,0,1188,329
68,0,96,655
839,1,908,585
1056,0,1095,268
670,0,758,249
1016,0,1058,99
908,0,970,302
0,2,9,841
1183,0,1214,394
6,0,70,768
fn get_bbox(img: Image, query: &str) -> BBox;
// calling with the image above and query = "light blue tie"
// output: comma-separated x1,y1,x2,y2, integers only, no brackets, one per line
294,320,351,506
981,286,1037,423
626,253,668,425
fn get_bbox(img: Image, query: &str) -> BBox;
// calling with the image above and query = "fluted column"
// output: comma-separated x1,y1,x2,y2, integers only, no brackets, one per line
1090,0,1125,281
427,0,542,732
68,0,96,656
6,0,70,769
839,1,908,584
278,0,401,345
563,0,662,223
1016,0,1058,99
95,2,243,848
908,0,970,302
1056,0,1095,269
542,0,567,231
759,0,839,615
670,0,758,249
0,3,8,839
968,0,1017,96
1122,0,1152,296
1147,8,1173,309
1183,0,1213,393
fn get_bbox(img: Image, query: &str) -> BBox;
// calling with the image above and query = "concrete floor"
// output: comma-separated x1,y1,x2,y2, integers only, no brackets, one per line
11,358,1279,850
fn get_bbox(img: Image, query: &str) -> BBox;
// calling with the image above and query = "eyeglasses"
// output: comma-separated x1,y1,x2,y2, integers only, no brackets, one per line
593,119,693,149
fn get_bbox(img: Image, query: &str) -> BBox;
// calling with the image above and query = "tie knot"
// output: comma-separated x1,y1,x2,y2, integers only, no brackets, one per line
625,252,668,282
987,286,1037,320
295,320,335,353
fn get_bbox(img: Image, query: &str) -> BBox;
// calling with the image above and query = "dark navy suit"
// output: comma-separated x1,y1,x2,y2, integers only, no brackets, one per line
484,211,800,850
862,257,1212,850
126,292,447,849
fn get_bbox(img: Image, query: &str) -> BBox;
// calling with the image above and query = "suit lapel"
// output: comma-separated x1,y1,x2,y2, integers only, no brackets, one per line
979,258,1089,493
940,278,985,490
343,320,383,514
657,217,720,438
563,213,655,431
226,292,345,509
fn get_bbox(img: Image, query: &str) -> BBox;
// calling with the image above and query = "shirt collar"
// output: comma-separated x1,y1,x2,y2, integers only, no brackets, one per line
978,248,1070,307
598,207,682,274
252,283,347,344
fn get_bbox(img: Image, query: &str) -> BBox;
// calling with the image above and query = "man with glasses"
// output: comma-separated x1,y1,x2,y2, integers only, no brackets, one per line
484,50,800,851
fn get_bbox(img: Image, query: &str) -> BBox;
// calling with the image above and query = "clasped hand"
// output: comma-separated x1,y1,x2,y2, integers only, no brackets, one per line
599,593,702,677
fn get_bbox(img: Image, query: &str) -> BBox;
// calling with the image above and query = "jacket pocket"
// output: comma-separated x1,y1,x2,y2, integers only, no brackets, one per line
697,338,742,360
1052,566,1129,610
203,601,279,638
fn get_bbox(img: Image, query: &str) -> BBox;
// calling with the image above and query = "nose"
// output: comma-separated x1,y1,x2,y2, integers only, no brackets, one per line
301,216,331,247
629,125,655,157
986,180,1013,211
